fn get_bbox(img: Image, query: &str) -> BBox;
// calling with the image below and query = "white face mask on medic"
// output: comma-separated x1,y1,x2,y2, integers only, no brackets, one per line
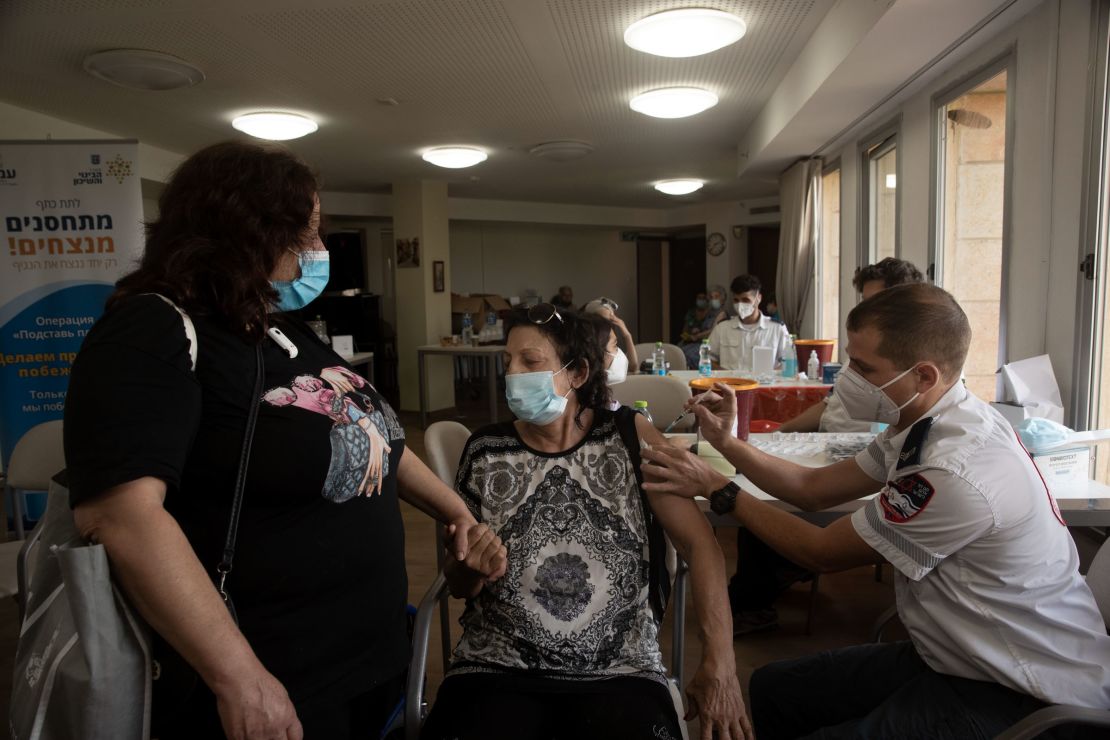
834,364,921,425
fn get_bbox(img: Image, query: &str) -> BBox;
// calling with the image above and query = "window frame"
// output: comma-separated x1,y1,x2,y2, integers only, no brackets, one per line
817,158,842,346
1073,0,1110,429
857,116,902,268
927,52,1016,397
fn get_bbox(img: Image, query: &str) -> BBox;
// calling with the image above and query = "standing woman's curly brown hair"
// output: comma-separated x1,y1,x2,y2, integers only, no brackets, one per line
110,140,320,340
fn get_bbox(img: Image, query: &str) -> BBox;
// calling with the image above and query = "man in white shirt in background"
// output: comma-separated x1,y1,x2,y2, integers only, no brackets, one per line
641,283,1110,738
707,274,790,371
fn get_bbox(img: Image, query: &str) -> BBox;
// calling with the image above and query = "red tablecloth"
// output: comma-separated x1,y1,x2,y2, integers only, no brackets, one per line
751,385,830,423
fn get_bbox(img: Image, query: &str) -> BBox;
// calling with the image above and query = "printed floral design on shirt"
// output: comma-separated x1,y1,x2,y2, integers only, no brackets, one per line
262,365,401,503
532,552,594,621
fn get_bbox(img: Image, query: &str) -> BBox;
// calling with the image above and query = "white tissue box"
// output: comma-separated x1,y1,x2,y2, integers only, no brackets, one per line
990,401,1064,427
1031,446,1090,495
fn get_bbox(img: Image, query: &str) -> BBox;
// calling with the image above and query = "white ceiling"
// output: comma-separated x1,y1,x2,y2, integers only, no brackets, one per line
0,0,835,207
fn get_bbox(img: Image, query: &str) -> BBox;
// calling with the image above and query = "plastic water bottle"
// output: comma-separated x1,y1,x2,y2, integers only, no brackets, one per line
698,339,712,377
782,335,797,379
652,342,666,376
461,313,474,345
806,350,821,382
633,400,653,424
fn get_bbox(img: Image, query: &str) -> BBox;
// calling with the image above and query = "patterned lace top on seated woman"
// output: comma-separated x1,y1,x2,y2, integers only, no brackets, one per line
449,405,666,684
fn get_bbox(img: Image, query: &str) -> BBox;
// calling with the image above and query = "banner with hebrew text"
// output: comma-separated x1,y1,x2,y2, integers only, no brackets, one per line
0,140,143,470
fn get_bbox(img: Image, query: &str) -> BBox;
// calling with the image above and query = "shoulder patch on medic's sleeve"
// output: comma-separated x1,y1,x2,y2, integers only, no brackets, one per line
880,474,935,523
896,417,934,470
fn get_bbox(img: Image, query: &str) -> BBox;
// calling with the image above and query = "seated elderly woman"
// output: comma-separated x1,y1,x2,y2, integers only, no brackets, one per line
421,304,751,740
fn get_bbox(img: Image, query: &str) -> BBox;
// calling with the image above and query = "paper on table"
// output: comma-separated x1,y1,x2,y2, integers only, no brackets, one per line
752,346,775,377
997,355,1064,424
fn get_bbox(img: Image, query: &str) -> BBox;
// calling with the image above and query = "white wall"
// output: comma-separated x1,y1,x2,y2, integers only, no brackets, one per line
450,220,639,336
824,0,1090,414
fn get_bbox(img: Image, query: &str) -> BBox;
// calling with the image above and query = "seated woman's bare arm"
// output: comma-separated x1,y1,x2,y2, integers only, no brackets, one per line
635,415,753,739
74,478,301,740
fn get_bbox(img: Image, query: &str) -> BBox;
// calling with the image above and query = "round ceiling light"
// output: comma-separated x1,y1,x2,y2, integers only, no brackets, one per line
528,140,595,162
232,112,318,141
655,179,704,195
422,147,488,169
624,9,747,58
83,49,205,91
630,87,718,119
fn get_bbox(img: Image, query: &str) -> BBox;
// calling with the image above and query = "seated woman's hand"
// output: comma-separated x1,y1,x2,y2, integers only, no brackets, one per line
459,523,508,583
686,662,752,740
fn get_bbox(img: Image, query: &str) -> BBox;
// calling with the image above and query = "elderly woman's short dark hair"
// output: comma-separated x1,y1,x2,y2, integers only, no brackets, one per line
505,307,612,427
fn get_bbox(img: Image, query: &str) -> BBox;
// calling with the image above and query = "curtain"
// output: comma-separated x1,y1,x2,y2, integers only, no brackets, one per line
775,158,822,335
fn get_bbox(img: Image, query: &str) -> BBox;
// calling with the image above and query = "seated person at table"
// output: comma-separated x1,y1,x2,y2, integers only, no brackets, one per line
551,284,575,310
421,304,750,740
707,274,789,371
582,296,638,371
642,283,1110,738
590,314,629,411
733,258,926,634
680,289,725,368
779,257,925,434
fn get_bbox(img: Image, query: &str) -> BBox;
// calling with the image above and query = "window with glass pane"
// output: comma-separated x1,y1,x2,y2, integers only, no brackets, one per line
819,167,841,344
869,140,897,261
935,70,1008,402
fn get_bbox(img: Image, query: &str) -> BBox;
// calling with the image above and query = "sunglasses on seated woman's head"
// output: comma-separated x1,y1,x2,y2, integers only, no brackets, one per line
596,297,619,311
527,302,564,325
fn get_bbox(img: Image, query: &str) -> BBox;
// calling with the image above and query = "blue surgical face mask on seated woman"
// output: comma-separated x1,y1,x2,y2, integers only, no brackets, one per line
505,361,574,425
272,249,330,312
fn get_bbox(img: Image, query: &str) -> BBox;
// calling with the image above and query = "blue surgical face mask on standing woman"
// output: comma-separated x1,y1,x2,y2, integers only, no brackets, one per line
272,250,330,312
505,362,573,426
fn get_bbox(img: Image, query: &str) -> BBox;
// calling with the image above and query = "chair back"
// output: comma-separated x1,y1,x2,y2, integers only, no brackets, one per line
611,375,693,431
7,420,65,491
424,421,471,486
1086,535,1110,629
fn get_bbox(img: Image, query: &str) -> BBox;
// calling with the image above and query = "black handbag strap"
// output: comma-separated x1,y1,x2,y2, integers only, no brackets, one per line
215,343,264,603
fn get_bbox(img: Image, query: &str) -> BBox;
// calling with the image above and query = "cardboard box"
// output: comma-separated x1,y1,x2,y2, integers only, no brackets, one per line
1031,446,1090,495
451,293,511,316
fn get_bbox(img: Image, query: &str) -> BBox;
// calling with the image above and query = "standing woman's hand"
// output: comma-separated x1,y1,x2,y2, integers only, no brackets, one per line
214,665,303,740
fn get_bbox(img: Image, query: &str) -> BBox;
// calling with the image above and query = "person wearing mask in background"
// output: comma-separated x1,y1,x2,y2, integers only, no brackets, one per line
589,314,629,410
551,285,574,310
680,290,721,368
582,296,638,372
641,283,1110,738
762,294,782,324
731,258,927,635
780,258,926,434
706,275,790,371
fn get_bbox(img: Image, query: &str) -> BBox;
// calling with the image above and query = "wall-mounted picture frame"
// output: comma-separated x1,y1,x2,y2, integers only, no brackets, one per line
433,260,445,292
396,237,420,268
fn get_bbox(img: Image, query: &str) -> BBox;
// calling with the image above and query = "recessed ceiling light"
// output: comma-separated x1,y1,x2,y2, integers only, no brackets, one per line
232,112,318,140
529,140,595,162
422,147,488,169
83,49,205,91
630,87,718,118
655,179,704,195
624,8,747,58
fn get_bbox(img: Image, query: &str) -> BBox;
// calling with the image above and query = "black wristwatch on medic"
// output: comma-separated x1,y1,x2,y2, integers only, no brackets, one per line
709,481,740,515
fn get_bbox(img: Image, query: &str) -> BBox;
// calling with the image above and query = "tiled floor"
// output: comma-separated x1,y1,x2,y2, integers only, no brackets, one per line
2,394,1102,736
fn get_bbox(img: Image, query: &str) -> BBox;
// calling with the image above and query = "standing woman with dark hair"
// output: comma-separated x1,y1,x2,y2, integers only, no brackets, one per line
421,304,751,740
64,141,493,740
